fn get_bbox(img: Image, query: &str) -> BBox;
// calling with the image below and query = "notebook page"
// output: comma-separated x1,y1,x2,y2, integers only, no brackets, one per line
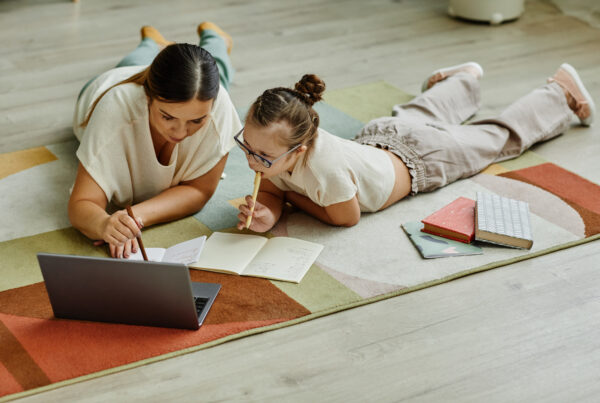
127,248,166,262
162,236,206,265
242,237,324,283
191,232,267,274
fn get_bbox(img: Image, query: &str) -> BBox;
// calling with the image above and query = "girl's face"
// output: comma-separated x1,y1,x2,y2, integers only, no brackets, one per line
241,121,306,179
148,98,213,144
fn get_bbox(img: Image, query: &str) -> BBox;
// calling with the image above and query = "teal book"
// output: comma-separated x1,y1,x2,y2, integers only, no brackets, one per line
402,221,483,259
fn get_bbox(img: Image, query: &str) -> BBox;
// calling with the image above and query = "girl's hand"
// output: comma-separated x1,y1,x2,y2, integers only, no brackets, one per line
237,195,277,233
100,210,143,258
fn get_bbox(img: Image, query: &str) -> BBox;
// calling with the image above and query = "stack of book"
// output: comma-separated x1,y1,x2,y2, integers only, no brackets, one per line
403,192,533,259
420,196,476,244
474,191,533,249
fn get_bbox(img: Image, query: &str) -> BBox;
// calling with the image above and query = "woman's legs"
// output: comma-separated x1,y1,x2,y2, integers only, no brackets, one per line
115,26,170,68
198,22,234,91
116,23,235,89
78,22,236,98
78,27,166,99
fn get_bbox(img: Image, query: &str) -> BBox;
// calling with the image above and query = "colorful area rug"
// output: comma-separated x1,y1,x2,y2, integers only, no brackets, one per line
1,82,599,401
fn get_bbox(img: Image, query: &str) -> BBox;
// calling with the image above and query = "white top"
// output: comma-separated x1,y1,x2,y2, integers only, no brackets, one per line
73,65,241,207
268,128,395,212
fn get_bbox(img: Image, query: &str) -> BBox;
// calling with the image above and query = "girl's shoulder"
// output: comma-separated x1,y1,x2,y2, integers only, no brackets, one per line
306,128,359,167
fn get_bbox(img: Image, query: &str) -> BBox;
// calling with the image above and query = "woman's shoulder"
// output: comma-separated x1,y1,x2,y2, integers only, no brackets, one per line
78,83,147,148
93,81,147,122
205,85,242,144
92,65,147,92
211,84,236,115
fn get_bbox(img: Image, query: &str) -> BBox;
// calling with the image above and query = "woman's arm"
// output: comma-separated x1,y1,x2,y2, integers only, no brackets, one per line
69,154,228,257
68,163,142,258
237,178,286,232
284,191,361,227
133,154,229,227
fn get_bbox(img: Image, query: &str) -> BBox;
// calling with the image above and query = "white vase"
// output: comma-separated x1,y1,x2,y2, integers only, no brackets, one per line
448,0,525,25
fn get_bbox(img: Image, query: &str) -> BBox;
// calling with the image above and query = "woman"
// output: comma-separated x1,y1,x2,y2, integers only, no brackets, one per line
235,62,594,232
69,23,241,258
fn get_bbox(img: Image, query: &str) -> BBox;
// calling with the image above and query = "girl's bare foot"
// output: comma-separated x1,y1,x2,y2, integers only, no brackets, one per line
422,62,483,92
548,63,595,126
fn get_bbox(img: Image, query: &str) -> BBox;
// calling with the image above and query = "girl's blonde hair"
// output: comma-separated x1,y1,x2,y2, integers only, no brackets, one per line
246,74,326,164
81,43,220,127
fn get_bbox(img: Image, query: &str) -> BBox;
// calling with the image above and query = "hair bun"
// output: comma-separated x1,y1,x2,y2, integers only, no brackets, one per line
294,74,326,106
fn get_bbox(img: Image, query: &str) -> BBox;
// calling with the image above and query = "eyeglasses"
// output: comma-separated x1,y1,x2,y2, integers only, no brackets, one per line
234,128,301,168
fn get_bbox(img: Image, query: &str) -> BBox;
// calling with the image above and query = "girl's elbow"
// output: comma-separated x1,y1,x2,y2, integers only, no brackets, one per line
346,215,361,227
332,214,360,227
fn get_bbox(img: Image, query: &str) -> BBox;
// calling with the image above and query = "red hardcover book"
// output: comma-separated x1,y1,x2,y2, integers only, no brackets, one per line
420,197,476,243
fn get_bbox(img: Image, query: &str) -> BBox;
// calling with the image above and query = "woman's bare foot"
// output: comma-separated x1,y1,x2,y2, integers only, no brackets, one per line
197,21,233,54
548,63,595,126
422,62,483,92
141,26,174,50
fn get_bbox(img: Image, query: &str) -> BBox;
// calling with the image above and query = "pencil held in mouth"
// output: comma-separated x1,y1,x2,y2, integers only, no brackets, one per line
126,206,148,261
246,172,262,229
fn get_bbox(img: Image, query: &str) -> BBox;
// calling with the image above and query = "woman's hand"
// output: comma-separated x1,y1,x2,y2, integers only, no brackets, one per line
237,195,278,233
100,210,143,258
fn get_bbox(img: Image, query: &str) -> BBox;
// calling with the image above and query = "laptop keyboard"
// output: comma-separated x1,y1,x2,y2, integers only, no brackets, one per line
194,297,209,316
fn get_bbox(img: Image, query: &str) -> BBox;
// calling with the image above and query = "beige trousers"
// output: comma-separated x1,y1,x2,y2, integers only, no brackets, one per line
355,73,573,194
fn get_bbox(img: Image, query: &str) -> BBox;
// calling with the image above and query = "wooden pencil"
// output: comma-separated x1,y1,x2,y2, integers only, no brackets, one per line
126,206,148,261
246,172,262,229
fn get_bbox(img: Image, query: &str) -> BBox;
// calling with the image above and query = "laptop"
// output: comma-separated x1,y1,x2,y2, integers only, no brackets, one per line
37,253,220,330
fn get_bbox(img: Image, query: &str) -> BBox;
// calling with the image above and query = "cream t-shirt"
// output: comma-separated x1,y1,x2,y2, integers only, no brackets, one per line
268,128,395,212
73,65,241,207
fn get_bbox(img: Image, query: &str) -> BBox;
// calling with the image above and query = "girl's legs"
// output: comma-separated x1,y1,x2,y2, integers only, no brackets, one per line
469,81,572,162
198,22,234,91
391,71,482,125
357,72,484,194
358,70,580,195
412,81,573,192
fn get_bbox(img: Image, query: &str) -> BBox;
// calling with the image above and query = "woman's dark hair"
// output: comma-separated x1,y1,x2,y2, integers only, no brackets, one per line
246,74,326,164
81,43,219,127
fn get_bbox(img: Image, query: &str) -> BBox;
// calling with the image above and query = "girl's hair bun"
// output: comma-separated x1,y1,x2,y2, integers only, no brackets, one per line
294,74,326,106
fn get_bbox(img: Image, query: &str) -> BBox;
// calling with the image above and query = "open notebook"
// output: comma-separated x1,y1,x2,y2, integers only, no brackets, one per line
193,232,323,283
129,232,323,283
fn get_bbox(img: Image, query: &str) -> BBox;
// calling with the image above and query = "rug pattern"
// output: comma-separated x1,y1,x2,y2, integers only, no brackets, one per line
1,82,599,400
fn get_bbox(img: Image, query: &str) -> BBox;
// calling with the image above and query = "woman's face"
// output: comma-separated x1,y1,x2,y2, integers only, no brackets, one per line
241,121,306,179
148,98,213,144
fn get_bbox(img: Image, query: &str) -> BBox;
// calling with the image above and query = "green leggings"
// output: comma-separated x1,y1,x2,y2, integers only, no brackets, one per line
79,29,233,97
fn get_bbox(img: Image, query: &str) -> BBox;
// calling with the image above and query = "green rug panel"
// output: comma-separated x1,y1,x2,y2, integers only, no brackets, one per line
497,151,548,171
273,265,361,313
0,228,102,292
0,217,211,292
324,81,414,123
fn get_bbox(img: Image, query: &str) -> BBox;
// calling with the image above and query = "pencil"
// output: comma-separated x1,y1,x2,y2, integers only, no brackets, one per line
246,171,262,229
126,206,148,261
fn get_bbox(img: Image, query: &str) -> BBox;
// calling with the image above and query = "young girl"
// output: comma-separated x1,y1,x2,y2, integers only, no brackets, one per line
69,23,242,258
236,62,594,232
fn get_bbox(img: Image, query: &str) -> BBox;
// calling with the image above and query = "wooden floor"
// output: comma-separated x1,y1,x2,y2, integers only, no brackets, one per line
3,0,600,401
